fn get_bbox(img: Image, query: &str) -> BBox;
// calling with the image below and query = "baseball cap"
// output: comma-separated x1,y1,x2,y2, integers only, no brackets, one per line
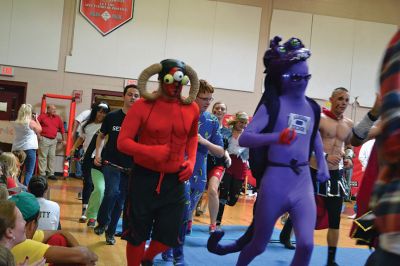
9,192,40,222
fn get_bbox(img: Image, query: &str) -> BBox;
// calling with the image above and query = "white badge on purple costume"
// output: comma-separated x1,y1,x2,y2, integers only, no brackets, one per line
288,113,311,135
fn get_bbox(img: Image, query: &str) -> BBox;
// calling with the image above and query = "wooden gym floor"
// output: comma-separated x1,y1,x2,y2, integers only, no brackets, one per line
49,178,362,266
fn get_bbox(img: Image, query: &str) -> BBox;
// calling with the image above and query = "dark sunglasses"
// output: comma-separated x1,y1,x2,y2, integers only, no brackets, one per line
282,73,312,82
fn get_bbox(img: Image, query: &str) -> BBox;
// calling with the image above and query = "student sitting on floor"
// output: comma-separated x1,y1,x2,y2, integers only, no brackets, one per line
10,192,98,265
0,184,9,200
28,176,60,230
0,153,20,195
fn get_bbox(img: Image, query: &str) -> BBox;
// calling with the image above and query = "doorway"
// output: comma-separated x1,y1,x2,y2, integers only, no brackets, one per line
0,80,27,121
0,80,27,151
91,89,124,111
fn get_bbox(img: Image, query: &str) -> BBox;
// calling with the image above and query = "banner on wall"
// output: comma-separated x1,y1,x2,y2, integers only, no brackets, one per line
80,0,134,36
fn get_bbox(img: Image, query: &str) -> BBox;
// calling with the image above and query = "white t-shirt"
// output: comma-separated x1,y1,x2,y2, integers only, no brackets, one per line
358,139,375,171
75,110,91,136
12,121,38,150
37,197,60,230
227,136,246,159
79,122,102,157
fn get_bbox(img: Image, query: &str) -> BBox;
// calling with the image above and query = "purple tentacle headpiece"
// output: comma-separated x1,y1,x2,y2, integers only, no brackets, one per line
263,36,311,77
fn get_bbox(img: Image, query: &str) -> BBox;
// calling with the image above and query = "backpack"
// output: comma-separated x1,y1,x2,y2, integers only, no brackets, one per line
248,93,321,188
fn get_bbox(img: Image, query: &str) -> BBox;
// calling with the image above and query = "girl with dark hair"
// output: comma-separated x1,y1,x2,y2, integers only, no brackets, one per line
70,102,110,224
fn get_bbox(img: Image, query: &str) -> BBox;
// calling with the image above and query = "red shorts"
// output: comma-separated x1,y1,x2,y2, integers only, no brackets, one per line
208,165,225,181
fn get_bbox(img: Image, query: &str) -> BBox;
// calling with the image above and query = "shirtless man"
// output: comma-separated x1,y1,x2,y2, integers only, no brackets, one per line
311,87,353,266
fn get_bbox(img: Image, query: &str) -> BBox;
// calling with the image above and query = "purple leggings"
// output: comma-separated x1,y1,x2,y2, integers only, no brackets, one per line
237,166,316,266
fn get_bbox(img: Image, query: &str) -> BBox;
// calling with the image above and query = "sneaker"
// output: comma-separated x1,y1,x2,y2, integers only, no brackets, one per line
279,238,296,250
105,233,116,245
79,215,87,223
161,249,174,262
174,256,187,266
216,223,222,231
195,206,203,217
77,191,83,200
87,219,96,228
209,224,217,234
94,224,106,235
114,231,122,237
186,220,193,235
48,175,57,180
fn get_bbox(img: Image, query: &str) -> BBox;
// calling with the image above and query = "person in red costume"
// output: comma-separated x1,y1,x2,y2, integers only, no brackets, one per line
117,59,200,266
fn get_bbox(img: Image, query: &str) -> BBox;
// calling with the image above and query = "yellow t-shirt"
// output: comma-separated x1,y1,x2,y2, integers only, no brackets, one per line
32,230,45,242
11,230,49,264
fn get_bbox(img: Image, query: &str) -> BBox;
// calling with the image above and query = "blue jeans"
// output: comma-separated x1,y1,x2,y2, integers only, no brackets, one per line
75,160,82,177
97,165,129,235
23,149,36,186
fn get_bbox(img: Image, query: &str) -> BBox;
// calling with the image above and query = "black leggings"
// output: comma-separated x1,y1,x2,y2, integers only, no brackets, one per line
323,196,343,229
217,173,244,224
81,158,94,205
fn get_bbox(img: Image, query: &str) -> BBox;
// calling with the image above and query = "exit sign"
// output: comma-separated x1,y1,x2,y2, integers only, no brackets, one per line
124,79,137,87
0,66,14,76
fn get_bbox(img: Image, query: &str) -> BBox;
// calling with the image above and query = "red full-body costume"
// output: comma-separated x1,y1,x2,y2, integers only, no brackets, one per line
117,59,200,266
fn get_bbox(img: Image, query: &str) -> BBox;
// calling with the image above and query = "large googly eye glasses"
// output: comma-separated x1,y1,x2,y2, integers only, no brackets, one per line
282,73,312,82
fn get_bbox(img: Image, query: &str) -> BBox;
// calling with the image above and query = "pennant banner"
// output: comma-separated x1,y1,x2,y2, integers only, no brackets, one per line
80,0,134,36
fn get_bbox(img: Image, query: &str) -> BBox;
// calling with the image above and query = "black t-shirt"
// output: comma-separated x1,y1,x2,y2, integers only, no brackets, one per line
100,109,133,168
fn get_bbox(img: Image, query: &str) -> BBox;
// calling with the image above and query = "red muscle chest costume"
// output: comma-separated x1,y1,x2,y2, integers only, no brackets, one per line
117,97,199,181
118,59,200,266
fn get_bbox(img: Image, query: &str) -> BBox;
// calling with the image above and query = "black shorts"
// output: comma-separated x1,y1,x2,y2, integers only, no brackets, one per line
313,168,345,197
311,168,343,229
122,165,185,247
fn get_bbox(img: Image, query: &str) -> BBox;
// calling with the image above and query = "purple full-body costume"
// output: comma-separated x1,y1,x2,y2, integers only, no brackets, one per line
208,37,329,266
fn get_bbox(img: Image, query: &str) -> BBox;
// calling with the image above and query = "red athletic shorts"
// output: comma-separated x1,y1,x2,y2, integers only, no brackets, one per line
208,165,225,181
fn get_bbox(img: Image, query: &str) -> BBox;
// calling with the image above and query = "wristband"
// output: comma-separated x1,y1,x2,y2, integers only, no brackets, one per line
353,112,376,140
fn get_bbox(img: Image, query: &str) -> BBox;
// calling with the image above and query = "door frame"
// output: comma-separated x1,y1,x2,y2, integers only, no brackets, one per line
0,79,27,120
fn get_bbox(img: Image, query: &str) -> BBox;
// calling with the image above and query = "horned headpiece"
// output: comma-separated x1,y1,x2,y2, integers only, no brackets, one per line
137,59,199,104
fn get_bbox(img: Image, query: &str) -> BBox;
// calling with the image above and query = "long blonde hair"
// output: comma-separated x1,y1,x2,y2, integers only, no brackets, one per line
0,153,19,181
15,104,33,125
226,111,249,128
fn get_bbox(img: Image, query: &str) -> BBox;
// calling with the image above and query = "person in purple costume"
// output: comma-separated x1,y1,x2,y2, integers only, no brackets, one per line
207,36,330,266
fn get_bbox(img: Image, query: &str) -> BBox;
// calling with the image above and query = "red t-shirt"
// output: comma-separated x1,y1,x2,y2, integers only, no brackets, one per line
6,177,17,195
38,113,65,139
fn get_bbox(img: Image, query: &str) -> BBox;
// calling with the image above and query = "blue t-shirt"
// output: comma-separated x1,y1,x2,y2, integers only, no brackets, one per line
190,111,223,190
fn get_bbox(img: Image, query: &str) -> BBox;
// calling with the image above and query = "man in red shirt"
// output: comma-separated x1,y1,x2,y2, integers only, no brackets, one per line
38,104,66,180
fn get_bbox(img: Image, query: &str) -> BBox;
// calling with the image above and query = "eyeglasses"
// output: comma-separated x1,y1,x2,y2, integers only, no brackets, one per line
282,73,312,82
197,96,214,102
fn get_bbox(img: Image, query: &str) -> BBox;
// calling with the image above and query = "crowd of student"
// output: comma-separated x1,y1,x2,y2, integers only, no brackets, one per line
0,79,253,266
1,30,398,266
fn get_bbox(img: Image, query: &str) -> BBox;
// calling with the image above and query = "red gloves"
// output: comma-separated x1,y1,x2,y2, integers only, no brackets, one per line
179,160,194,182
278,128,297,144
